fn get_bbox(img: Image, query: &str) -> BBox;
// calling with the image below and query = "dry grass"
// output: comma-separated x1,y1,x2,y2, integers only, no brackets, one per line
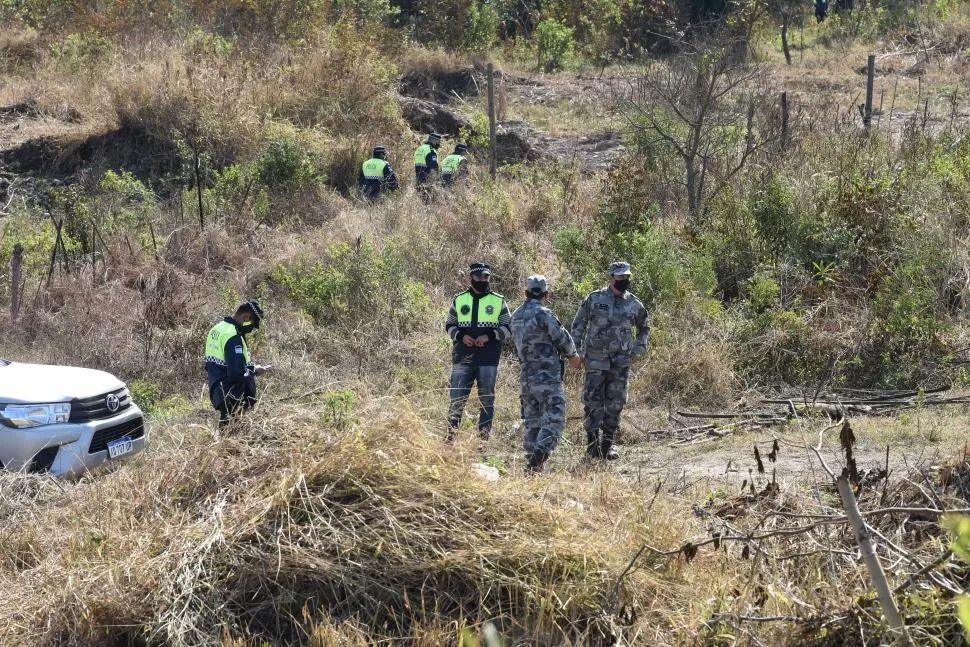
755,12,970,126
0,401,675,646
3,396,965,645
2,11,970,645
0,26,42,71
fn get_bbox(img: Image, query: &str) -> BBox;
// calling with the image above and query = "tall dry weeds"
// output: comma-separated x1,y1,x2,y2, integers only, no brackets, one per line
0,400,676,646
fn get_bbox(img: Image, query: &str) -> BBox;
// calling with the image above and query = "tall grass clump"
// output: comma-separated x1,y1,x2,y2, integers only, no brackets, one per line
0,403,675,646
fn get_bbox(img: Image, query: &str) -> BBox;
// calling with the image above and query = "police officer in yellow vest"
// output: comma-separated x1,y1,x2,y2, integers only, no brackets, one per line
359,145,399,200
414,132,442,185
204,300,272,425
445,262,511,441
441,143,469,186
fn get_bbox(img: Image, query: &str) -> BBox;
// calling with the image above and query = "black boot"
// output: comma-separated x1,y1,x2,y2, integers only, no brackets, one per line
585,432,602,460
445,416,460,443
526,449,550,475
602,438,620,461
479,426,491,441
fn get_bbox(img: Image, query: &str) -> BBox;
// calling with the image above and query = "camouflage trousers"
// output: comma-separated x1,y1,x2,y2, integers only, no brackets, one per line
582,366,630,442
521,378,567,456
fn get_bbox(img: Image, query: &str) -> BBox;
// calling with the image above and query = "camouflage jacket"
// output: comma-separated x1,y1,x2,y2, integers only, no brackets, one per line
570,287,650,370
510,298,578,383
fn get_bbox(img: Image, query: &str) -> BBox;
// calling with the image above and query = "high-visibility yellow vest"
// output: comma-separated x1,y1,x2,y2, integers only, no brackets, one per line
455,292,503,327
362,158,388,179
204,320,250,366
414,144,433,168
441,154,465,176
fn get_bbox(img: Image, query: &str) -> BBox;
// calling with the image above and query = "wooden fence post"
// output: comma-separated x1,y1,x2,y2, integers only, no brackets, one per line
864,53,875,129
780,91,790,152
837,476,912,646
195,149,205,230
10,243,22,324
487,63,497,179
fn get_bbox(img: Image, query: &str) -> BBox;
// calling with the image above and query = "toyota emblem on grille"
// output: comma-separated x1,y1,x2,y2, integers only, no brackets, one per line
106,393,121,413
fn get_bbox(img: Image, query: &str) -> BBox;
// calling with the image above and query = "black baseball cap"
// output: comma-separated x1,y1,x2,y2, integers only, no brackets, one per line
240,299,264,327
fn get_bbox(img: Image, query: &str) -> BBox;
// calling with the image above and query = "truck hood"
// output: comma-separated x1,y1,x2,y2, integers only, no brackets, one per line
0,361,125,403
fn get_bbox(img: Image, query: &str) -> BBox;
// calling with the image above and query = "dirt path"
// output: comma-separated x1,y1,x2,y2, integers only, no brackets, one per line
614,422,961,490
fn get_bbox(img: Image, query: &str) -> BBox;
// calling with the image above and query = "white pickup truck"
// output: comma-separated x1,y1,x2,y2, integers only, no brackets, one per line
0,360,147,476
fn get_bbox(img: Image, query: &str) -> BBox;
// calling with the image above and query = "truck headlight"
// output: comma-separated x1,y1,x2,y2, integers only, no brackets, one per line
0,403,71,428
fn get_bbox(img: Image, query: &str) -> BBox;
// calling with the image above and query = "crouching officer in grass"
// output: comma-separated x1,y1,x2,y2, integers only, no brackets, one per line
359,145,399,200
414,132,442,186
204,300,273,425
571,262,650,461
510,275,582,474
445,262,511,442
441,143,469,186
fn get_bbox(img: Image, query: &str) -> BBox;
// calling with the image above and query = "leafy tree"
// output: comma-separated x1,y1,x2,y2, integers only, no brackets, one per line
536,18,573,72
618,27,779,227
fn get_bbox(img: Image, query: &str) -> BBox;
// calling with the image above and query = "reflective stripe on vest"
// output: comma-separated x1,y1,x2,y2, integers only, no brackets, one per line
362,158,387,179
204,320,250,366
441,154,464,176
455,292,503,327
414,144,433,168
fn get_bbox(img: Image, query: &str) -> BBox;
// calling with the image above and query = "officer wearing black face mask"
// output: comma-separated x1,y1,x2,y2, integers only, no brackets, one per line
570,262,650,461
444,263,512,442
204,299,273,425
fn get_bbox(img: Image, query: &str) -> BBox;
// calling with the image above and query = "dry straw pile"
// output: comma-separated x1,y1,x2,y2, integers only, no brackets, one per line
0,396,681,646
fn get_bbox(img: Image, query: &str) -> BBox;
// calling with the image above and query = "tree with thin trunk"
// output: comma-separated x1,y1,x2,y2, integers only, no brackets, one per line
616,29,779,228
763,0,800,65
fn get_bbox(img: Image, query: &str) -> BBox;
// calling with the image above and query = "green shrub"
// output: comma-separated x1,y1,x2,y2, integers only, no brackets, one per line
744,271,780,315
411,0,497,51
204,163,269,223
128,380,162,413
47,172,161,257
555,223,714,313
332,0,400,29
257,135,325,191
272,238,433,333
870,259,949,358
460,112,491,156
463,0,499,51
0,210,71,296
468,180,515,236
536,19,574,72
322,390,358,430
749,175,796,262
49,30,113,71
701,188,760,301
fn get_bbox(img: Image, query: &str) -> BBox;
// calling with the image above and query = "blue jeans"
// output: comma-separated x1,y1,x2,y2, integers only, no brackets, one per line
448,363,498,433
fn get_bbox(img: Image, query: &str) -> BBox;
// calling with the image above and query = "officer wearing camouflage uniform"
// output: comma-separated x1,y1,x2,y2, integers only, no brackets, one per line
570,262,650,461
510,275,582,473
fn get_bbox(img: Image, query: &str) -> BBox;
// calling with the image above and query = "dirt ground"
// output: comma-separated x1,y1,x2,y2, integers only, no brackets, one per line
466,397,970,503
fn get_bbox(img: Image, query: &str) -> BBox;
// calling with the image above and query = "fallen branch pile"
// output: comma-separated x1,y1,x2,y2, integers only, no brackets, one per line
637,418,970,645
643,386,970,446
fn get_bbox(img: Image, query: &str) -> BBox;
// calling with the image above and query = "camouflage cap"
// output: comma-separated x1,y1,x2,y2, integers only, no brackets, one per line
608,261,632,276
526,274,548,296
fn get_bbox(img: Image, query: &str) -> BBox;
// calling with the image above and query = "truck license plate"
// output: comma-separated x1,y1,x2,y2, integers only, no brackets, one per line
107,436,133,458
